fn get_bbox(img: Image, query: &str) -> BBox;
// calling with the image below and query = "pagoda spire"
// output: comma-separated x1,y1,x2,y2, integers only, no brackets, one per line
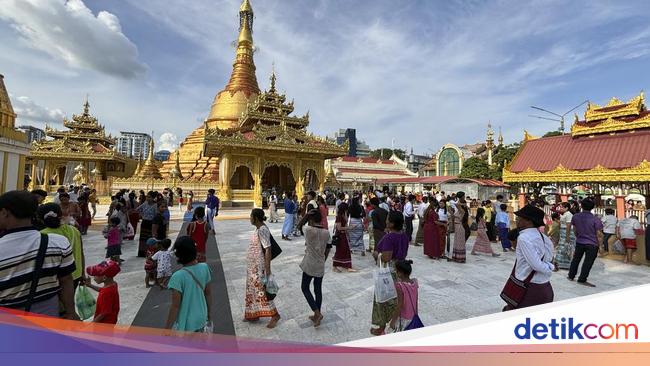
83,94,90,116
498,126,504,146
223,0,259,95
135,132,162,179
269,63,277,93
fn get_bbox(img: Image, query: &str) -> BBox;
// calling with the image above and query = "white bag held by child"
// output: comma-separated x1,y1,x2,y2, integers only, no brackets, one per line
374,257,397,303
126,223,135,238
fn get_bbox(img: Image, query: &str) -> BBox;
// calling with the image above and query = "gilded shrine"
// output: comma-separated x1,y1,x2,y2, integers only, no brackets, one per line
129,0,346,207
29,99,134,194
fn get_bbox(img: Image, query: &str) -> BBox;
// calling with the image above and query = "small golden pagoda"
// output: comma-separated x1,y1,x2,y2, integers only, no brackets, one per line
134,137,162,180
158,0,346,207
29,98,134,193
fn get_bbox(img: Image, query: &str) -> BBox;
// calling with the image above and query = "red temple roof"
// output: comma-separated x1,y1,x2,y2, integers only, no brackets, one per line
510,130,650,173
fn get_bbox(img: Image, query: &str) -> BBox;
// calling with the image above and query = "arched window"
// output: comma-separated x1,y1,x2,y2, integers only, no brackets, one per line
438,148,461,176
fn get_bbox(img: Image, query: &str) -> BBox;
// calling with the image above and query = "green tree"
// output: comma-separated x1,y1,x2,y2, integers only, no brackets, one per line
369,148,406,160
542,130,563,138
489,143,521,180
459,157,491,179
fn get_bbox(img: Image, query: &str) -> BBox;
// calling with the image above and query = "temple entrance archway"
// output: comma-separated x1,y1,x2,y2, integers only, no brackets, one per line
262,164,296,197
230,165,254,189
303,169,319,192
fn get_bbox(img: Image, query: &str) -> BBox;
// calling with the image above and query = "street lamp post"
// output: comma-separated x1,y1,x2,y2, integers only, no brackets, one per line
529,100,589,133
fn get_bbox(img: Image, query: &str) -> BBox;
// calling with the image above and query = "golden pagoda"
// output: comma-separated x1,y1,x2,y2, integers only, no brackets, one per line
29,98,134,193
160,0,346,207
164,0,262,179
135,136,162,180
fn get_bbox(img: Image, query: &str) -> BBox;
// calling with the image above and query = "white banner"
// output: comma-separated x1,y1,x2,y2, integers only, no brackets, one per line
343,284,649,347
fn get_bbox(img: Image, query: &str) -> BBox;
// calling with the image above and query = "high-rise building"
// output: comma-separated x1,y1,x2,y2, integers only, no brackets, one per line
116,132,151,160
17,125,46,143
154,150,171,162
329,128,371,157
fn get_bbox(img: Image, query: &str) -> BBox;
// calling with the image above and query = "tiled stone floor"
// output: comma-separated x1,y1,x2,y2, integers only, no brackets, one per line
82,206,650,344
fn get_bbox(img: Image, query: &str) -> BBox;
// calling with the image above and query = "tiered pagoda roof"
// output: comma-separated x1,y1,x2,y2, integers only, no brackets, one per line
134,138,162,180
504,92,650,183
32,99,127,162
204,71,346,158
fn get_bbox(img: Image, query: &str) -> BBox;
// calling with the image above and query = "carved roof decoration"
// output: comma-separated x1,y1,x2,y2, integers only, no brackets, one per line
205,70,346,159
31,98,127,162
571,91,648,136
236,70,309,130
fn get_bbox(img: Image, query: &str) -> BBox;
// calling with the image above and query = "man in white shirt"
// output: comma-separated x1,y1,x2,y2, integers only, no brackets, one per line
68,186,79,203
403,194,415,244
600,208,617,254
379,197,390,212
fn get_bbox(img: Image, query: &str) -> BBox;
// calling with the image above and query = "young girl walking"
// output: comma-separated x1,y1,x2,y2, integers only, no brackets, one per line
187,206,210,262
389,259,421,332
105,216,124,263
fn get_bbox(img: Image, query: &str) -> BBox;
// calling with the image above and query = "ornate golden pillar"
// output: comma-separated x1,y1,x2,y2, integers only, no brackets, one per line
30,160,37,190
295,159,304,198
318,163,325,193
254,156,262,207
218,153,232,202
43,160,50,192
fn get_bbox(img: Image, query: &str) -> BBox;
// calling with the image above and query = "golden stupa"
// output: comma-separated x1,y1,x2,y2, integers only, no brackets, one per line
156,0,345,207
163,0,261,179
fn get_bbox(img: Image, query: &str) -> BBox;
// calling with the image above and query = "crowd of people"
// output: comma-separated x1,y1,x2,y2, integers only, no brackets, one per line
1,183,648,338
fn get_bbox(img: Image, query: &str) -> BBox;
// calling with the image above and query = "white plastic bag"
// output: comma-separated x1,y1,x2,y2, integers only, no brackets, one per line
126,223,135,238
264,274,279,295
374,257,397,303
612,240,625,254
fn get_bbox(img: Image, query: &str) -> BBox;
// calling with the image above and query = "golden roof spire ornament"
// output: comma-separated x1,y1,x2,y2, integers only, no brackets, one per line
269,63,277,93
172,149,184,180
498,126,504,146
83,94,90,116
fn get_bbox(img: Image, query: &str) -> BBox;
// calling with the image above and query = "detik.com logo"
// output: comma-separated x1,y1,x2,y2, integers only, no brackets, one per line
515,318,638,340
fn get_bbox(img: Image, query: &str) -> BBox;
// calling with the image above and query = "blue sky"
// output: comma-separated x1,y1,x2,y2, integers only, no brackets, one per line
2,0,650,153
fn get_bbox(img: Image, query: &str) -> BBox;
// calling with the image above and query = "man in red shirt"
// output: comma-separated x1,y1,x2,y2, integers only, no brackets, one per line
85,260,120,324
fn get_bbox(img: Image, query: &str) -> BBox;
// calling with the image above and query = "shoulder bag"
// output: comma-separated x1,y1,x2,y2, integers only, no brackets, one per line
500,232,546,310
401,282,424,330
24,234,49,313
259,227,282,260
182,267,213,333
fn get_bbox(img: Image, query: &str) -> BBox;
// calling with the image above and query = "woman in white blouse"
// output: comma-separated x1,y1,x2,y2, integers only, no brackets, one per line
508,205,555,310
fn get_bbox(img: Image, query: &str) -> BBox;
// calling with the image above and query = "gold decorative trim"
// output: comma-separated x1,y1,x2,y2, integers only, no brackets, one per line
523,130,538,141
503,160,650,183
571,113,650,136
584,92,644,122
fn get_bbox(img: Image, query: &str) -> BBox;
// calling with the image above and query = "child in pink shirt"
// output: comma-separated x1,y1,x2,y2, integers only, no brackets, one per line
105,216,124,263
390,259,419,332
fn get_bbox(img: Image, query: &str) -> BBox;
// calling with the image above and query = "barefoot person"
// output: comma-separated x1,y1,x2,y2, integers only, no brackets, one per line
244,209,281,328
300,209,331,327
332,203,356,272
370,211,409,336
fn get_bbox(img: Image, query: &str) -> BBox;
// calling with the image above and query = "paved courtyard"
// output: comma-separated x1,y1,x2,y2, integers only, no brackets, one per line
82,206,650,344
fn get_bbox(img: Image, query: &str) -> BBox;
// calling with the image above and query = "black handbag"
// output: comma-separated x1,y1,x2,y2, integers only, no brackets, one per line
259,228,282,260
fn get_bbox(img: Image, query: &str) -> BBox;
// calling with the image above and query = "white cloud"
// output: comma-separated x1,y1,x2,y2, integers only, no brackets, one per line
157,132,178,151
10,94,65,125
0,0,146,79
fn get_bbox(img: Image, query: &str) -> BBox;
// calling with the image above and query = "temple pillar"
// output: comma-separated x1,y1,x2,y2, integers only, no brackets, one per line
218,153,232,202
253,156,262,208
615,195,626,219
30,160,37,189
43,161,50,192
295,159,304,199
318,164,325,193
